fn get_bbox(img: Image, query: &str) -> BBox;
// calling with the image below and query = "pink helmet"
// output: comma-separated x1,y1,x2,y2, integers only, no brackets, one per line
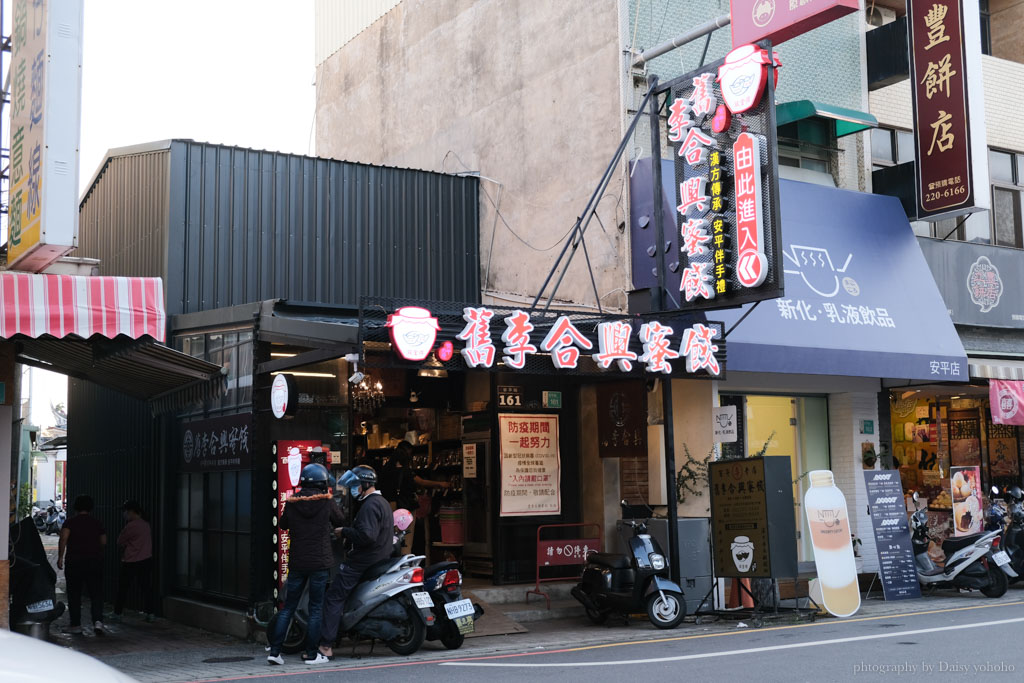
393,508,414,531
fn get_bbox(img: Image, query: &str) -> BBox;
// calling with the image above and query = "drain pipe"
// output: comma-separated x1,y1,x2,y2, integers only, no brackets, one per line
631,14,731,68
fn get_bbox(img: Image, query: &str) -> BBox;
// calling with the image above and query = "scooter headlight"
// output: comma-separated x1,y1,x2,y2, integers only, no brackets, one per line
649,553,666,571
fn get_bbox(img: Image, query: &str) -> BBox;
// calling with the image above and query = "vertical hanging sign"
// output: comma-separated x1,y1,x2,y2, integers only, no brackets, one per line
907,0,989,220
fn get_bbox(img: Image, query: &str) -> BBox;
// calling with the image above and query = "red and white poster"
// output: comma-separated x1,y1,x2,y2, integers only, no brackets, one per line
498,413,560,516
275,440,321,592
990,379,1024,425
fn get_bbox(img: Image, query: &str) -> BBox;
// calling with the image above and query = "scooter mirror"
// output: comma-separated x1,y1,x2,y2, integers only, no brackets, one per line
912,491,919,502
992,485,1001,496
620,499,629,508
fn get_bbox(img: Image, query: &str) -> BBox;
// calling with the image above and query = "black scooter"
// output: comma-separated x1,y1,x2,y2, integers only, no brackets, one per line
9,517,66,638
988,485,1024,584
571,500,686,629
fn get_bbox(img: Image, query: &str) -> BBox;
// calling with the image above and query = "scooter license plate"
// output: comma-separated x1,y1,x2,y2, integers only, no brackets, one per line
26,599,53,613
993,550,1011,567
454,614,475,635
412,591,434,608
444,598,475,619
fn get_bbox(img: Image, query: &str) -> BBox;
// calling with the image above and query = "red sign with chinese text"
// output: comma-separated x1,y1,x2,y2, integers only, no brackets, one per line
499,414,560,516
908,0,975,218
733,132,767,288
275,440,321,592
730,0,859,48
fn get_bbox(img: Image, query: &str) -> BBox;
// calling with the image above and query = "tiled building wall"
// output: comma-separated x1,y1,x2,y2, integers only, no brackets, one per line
828,392,882,573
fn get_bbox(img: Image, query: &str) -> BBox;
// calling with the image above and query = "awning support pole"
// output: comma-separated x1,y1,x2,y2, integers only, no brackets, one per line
631,14,731,68
723,300,762,339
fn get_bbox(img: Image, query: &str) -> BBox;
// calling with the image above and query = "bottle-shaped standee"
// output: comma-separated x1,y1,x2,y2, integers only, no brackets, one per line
804,470,861,617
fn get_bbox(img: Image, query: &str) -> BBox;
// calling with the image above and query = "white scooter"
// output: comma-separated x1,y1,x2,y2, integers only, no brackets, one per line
909,491,1015,597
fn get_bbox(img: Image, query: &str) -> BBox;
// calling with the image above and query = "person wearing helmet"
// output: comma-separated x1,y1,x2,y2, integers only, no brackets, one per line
318,465,393,659
267,463,345,666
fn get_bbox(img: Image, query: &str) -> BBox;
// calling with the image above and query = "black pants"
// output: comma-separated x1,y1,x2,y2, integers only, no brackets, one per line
319,563,365,647
66,556,104,627
115,557,155,615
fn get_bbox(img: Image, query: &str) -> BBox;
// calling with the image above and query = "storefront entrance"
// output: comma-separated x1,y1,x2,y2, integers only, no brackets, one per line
722,394,830,561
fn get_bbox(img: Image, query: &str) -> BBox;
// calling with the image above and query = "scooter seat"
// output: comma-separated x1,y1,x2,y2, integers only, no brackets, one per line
941,535,980,555
587,552,631,570
424,561,459,577
360,558,395,582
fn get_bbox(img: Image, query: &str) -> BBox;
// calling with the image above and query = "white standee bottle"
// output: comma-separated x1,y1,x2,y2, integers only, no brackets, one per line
804,470,861,617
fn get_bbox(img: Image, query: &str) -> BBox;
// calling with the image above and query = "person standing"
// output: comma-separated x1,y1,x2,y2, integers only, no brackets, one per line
112,500,155,623
386,441,449,554
267,463,345,666
318,465,393,659
57,495,107,635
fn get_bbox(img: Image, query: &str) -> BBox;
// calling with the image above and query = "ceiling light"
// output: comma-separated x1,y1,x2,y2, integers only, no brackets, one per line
271,371,336,378
270,352,297,358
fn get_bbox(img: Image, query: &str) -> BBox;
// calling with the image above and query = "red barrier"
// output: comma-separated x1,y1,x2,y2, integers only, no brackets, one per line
526,522,601,609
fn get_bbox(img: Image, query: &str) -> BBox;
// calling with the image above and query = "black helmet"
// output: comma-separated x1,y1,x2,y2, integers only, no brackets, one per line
340,465,377,499
1010,486,1023,502
299,463,330,491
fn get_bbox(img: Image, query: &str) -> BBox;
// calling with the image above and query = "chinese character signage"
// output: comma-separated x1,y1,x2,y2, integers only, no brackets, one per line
180,412,253,472
730,0,859,48
359,298,726,379
908,0,989,220
863,471,921,601
7,0,83,272
274,440,321,590
498,414,560,516
664,43,784,312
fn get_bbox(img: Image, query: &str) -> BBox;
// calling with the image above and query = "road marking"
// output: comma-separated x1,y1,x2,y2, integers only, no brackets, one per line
443,616,1024,667
200,600,1024,680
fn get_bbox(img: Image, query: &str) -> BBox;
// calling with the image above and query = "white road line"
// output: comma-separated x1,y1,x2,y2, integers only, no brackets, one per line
442,616,1024,668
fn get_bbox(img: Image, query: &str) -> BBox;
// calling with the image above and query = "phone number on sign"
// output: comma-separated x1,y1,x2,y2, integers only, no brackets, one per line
923,185,967,203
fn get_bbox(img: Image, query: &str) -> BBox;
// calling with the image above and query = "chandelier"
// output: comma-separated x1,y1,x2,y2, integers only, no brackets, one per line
352,378,385,413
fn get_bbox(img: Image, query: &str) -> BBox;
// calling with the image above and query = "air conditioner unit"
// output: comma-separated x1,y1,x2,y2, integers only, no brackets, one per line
866,6,897,27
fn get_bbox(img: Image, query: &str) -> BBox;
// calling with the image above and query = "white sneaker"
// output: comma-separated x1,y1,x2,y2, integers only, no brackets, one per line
267,654,284,665
305,653,330,665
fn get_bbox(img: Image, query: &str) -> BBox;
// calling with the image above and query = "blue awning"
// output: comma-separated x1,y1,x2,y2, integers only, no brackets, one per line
711,181,967,382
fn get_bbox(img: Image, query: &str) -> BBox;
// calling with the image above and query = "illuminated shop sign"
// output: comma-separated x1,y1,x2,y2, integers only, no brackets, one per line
653,42,784,312
358,299,726,379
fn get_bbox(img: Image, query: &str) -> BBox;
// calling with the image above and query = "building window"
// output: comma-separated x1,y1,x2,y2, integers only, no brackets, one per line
989,149,1024,248
871,127,914,170
176,329,254,416
980,0,992,56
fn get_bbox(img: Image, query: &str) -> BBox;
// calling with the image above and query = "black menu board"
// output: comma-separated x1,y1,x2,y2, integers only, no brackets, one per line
863,470,921,601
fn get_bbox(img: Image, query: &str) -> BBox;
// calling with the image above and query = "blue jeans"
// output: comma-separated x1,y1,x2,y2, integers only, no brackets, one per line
269,568,329,658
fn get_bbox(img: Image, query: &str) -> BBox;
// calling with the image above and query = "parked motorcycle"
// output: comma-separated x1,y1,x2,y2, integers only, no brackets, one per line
909,491,1014,597
9,517,66,638
986,486,1024,584
571,500,686,629
421,561,484,649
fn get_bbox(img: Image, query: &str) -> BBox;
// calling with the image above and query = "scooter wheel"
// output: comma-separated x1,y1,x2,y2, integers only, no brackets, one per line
269,611,308,655
646,590,685,629
585,607,609,625
439,625,465,650
386,603,426,655
981,564,1008,598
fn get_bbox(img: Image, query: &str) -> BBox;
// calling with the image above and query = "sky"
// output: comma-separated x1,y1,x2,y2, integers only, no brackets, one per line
78,0,316,192
19,1,317,429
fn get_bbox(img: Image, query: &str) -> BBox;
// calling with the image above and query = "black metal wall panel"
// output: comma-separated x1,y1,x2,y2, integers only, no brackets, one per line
67,379,166,612
164,141,480,317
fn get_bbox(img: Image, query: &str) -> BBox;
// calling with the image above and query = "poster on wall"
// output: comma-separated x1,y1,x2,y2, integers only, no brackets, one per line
949,417,981,467
950,465,982,537
498,413,560,516
274,440,321,591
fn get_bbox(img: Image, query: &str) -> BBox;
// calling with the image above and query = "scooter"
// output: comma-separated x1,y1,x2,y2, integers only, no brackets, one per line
390,508,483,650
571,500,686,629
909,491,1014,597
987,486,1024,584
9,517,66,638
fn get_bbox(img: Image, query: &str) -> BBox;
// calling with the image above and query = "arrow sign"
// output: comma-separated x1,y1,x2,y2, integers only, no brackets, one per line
733,132,767,288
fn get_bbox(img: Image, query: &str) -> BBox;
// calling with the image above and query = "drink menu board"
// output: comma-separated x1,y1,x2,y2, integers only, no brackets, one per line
863,470,921,601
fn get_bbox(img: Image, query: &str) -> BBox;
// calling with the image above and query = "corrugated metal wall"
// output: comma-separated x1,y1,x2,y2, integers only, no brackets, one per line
165,141,480,316
77,149,171,279
66,379,168,612
314,0,402,67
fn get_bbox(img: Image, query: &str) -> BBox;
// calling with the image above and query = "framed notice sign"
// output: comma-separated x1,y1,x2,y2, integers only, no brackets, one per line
498,413,560,516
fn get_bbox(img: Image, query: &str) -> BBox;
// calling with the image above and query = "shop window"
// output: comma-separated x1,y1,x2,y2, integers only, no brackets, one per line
927,150,1024,248
722,394,830,562
173,470,252,601
173,329,254,416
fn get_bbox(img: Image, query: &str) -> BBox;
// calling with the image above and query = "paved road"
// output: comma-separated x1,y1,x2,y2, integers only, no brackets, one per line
211,601,1024,683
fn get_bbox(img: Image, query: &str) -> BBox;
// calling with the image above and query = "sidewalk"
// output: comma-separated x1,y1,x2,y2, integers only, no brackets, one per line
35,565,1024,682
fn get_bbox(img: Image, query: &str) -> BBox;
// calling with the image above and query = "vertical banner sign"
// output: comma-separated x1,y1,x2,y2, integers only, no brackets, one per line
907,0,989,220
863,471,921,601
950,465,982,537
274,440,320,592
667,42,784,311
709,458,771,577
498,413,560,516
7,0,84,272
